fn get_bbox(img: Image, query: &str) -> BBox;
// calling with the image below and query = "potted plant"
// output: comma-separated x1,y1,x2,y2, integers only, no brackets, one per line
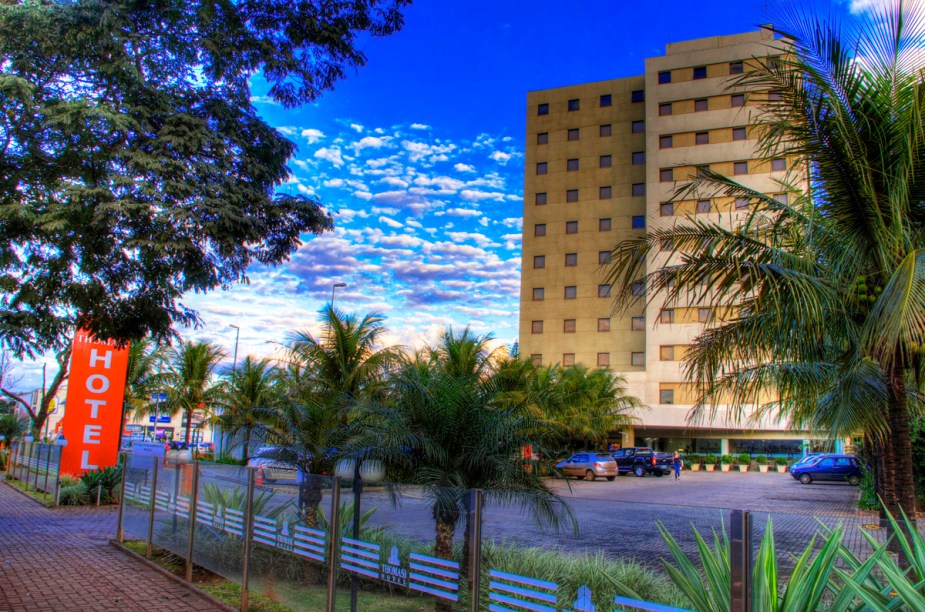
775,457,788,473
687,453,702,472
720,454,734,472
703,454,717,472
756,455,769,473
737,453,751,472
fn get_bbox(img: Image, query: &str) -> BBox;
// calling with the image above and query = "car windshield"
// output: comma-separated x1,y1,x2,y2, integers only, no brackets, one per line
595,454,613,460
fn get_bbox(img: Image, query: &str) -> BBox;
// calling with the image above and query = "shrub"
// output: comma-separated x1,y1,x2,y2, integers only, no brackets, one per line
858,470,879,510
755,455,768,464
720,454,734,464
774,457,788,466
703,454,718,465
213,453,246,466
736,453,751,465
685,454,702,465
59,483,89,506
59,474,80,488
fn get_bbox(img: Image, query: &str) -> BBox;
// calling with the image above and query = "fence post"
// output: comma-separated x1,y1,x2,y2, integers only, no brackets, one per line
34,444,43,492
43,444,51,496
116,452,128,542
468,489,484,612
7,441,16,480
23,442,33,490
730,509,751,612
240,467,257,612
325,478,342,612
53,445,63,506
146,459,160,559
185,461,201,582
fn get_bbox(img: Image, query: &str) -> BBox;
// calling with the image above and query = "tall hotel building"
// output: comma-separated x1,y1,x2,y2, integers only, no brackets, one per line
519,30,814,456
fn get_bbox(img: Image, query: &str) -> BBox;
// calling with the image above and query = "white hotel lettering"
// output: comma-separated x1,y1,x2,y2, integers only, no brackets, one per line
80,347,114,471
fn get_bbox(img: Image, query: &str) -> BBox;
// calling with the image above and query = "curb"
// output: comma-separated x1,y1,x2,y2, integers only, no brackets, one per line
1,478,55,508
108,540,236,612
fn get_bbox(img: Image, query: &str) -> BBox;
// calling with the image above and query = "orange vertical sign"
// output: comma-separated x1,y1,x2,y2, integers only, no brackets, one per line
60,329,130,475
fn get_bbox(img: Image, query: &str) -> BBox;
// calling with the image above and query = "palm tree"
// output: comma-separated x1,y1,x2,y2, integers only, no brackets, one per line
606,5,925,519
164,340,226,445
125,339,168,424
215,356,284,462
369,329,573,598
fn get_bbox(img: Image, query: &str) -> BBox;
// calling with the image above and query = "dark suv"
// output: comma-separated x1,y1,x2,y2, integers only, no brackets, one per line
790,454,864,485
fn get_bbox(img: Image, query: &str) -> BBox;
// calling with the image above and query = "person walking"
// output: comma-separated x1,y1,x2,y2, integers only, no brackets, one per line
673,451,683,480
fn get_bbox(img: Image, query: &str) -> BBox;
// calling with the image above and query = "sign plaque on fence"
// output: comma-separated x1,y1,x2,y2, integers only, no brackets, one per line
60,328,130,475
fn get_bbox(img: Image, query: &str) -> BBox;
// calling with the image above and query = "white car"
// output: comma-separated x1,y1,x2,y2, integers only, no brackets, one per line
247,446,300,483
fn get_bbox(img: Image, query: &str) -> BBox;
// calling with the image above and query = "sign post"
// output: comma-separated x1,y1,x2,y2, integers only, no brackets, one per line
59,329,130,475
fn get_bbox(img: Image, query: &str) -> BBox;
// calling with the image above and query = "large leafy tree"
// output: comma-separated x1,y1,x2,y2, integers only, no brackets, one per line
606,4,925,519
215,356,285,462
0,0,409,356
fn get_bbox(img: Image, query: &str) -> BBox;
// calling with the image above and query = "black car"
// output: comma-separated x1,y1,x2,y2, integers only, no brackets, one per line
790,454,864,485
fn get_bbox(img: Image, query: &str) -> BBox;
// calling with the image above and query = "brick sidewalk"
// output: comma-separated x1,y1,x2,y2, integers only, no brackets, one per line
0,481,225,611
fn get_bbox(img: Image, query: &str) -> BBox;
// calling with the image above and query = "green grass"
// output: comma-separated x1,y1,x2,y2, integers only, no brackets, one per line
3,475,55,505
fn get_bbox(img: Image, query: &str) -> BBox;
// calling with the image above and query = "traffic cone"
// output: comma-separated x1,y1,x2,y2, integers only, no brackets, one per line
255,465,264,486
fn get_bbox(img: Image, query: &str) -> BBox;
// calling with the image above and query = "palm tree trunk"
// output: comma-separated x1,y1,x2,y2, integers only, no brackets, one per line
299,478,323,528
886,361,916,518
243,428,251,463
433,507,459,612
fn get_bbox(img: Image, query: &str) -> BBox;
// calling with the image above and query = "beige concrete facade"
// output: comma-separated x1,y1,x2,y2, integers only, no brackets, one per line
519,30,812,454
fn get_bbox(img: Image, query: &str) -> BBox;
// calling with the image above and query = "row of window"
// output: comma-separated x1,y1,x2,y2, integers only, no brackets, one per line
537,121,643,144
531,250,614,266
658,92,756,116
533,185,650,206
657,60,745,84
536,91,645,116
536,155,617,174
659,159,788,182
659,126,749,148
530,285,613,299
533,215,645,237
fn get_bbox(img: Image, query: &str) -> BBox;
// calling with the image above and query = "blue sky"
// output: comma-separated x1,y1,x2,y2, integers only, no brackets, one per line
16,0,876,389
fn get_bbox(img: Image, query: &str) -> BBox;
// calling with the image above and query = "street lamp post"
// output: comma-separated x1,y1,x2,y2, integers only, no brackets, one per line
230,324,241,374
330,282,347,310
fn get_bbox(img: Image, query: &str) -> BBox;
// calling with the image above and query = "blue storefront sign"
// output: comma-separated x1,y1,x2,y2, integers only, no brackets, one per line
148,415,171,423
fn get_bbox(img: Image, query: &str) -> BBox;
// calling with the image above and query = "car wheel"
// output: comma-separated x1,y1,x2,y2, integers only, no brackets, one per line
800,473,812,485
584,470,596,481
848,474,861,486
655,471,664,478
606,476,616,482
634,465,645,478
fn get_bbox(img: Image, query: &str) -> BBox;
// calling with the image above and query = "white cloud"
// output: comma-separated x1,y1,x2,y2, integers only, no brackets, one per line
445,207,482,218
410,123,431,130
250,95,280,106
490,151,512,164
314,146,344,166
446,232,498,248
301,128,325,144
355,136,390,151
459,189,506,202
350,123,364,133
380,216,403,229
454,163,476,173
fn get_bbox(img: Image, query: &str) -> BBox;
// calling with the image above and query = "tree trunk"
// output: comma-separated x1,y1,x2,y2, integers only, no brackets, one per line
243,428,251,463
887,363,916,519
433,507,459,612
299,478,323,528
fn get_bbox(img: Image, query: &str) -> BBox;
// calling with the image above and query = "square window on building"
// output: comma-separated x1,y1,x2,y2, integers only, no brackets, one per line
631,316,645,330
631,90,645,103
660,388,675,404
536,162,548,175
660,345,676,361
532,287,544,300
600,93,612,107
562,353,576,366
598,318,611,332
534,223,546,236
599,218,612,231
599,186,612,199
531,320,543,334
632,183,646,196
531,354,543,365
599,250,611,264
631,352,645,366
771,158,786,172
731,94,745,107
568,128,580,141
729,60,744,74
598,284,611,298
698,307,711,322
660,238,674,251
565,220,578,234
632,120,645,133
733,161,748,175
659,103,672,116
735,197,749,210
568,98,580,111
733,127,747,141
597,352,610,367
565,253,577,267
533,255,545,269
697,199,711,213
599,155,612,168
564,285,577,299
660,168,673,182
631,282,645,297
600,124,612,137
567,158,579,171
632,215,645,229
695,98,709,112
660,202,675,216
660,309,674,324
537,132,548,145
695,132,709,145
537,103,549,116
693,66,707,79
563,319,576,333
631,151,645,165
659,135,673,149
658,71,672,84
566,189,579,202
535,192,547,205
768,90,782,101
